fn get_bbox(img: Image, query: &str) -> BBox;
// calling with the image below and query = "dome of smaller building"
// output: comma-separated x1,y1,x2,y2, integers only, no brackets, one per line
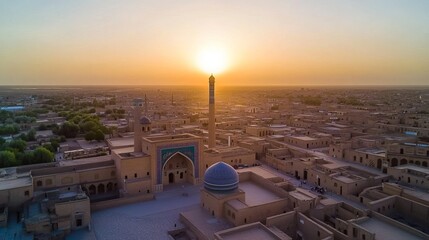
204,162,238,192
140,116,151,125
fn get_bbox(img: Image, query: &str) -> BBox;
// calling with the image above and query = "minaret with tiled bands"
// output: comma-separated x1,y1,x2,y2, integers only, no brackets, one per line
208,74,216,148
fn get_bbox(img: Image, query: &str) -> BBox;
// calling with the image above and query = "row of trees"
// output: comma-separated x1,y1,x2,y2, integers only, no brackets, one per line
300,95,322,106
337,96,364,106
0,139,54,168
0,109,42,124
55,112,110,140
103,108,125,120
0,124,20,135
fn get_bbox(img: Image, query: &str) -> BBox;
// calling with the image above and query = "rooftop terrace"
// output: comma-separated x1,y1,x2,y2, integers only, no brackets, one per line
238,181,281,206
357,217,422,240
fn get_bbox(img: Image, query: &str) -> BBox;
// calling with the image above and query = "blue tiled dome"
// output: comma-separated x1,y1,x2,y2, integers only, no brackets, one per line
140,116,151,125
204,162,238,192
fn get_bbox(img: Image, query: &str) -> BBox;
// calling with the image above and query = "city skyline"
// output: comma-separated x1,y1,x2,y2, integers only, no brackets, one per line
1,0,429,86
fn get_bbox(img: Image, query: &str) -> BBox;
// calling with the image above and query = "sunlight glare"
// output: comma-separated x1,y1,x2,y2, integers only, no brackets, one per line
197,47,228,74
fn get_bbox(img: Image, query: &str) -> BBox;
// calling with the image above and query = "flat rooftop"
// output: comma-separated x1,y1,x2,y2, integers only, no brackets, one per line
395,164,429,175
237,167,278,180
144,133,200,143
59,155,112,166
0,176,32,191
326,123,349,128
216,222,284,240
180,206,232,240
289,136,317,141
76,139,107,149
112,147,150,159
205,146,254,157
357,217,422,240
355,148,386,156
238,181,281,206
323,163,347,169
333,175,356,184
289,189,317,201
107,137,134,148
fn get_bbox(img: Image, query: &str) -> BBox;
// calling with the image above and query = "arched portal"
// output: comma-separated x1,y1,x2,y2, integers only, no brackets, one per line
89,185,96,195
162,152,194,185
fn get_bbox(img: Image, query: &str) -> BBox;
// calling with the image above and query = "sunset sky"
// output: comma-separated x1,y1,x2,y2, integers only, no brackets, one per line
1,0,428,86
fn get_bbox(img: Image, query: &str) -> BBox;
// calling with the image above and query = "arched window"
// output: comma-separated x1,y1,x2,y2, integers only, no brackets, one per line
98,184,105,194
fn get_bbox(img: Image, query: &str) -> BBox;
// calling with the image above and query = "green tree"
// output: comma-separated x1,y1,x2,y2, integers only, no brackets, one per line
0,124,19,135
42,143,55,153
85,131,96,141
33,147,54,164
0,110,13,123
8,139,27,153
59,121,79,138
18,133,28,141
26,129,36,141
80,120,98,133
50,139,59,152
16,151,34,165
0,150,17,168
94,129,105,141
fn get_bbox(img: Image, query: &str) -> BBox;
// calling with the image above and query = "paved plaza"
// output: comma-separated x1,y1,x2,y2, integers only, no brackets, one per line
67,183,201,240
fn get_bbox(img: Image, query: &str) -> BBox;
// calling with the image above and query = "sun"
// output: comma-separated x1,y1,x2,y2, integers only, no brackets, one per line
197,47,228,74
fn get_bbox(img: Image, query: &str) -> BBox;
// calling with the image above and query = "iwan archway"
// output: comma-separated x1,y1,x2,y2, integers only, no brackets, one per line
162,152,195,185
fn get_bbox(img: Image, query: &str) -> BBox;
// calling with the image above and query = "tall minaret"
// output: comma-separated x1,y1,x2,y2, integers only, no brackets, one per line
144,94,148,115
208,74,216,148
133,98,143,152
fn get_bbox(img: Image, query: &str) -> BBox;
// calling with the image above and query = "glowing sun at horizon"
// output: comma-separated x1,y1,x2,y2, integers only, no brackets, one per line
197,47,228,74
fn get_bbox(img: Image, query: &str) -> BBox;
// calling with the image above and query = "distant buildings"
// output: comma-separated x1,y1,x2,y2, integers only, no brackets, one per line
1,85,429,239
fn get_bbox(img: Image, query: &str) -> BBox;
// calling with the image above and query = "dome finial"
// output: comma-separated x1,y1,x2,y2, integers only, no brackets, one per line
209,74,215,81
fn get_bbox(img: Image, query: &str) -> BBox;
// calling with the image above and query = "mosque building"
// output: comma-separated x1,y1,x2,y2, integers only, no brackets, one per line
109,74,256,194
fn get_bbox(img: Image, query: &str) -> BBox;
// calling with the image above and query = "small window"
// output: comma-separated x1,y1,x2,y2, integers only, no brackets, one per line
24,190,30,196
134,173,137,178
147,172,150,176
125,175,128,180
